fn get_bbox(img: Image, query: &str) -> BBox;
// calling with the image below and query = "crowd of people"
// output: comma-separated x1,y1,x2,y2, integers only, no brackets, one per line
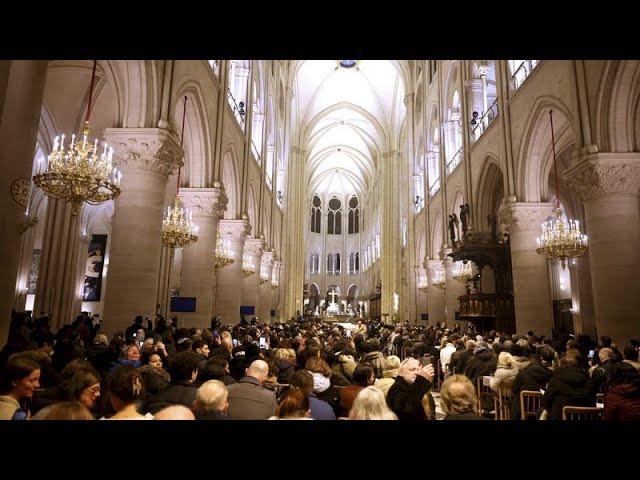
1,309,639,420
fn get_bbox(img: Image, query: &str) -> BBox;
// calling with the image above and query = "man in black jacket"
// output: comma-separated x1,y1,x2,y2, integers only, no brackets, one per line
511,345,555,419
387,357,435,420
146,351,200,414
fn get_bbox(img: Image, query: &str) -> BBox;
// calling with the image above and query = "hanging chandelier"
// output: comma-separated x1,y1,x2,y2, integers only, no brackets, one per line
453,260,474,282
242,254,255,278
33,61,121,214
535,110,588,269
432,263,446,289
214,232,234,269
161,96,199,250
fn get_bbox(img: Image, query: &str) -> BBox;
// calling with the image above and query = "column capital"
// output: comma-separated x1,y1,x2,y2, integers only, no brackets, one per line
564,152,640,201
179,187,228,219
261,250,275,266
244,237,265,257
103,128,183,177
218,219,251,242
497,202,555,231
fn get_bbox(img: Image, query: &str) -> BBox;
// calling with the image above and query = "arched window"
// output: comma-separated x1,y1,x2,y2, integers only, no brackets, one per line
445,90,463,174
348,196,359,234
327,197,342,235
335,253,341,274
228,60,250,127
349,253,354,274
509,60,539,90
428,126,441,197
309,253,315,274
310,195,321,233
355,252,359,273
314,253,320,273
327,253,334,275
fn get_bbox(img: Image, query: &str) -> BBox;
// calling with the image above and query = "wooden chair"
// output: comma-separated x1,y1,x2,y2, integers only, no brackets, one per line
562,406,603,421
476,376,495,416
401,346,412,360
494,383,514,420
520,390,543,420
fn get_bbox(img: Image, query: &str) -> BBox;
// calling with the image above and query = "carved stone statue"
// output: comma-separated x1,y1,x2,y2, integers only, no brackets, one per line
452,213,460,244
448,214,457,245
460,204,469,236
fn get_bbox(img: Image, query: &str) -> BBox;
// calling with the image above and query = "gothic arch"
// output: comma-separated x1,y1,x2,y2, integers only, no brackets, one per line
221,145,240,219
517,96,576,201
475,153,506,227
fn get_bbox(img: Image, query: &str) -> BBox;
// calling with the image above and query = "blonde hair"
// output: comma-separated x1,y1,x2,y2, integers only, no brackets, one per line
440,374,477,416
32,401,94,420
497,351,513,369
349,386,398,420
384,355,401,371
274,348,289,360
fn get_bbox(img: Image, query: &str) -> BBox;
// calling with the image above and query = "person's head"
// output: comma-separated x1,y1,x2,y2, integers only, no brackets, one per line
539,346,556,366
0,356,40,399
600,336,613,348
440,374,477,416
146,353,163,369
497,351,513,369
153,405,195,420
599,347,616,364
63,366,101,410
465,340,476,352
275,388,310,419
510,343,524,358
124,344,141,361
194,380,228,414
352,363,375,387
169,351,201,384
94,333,108,346
609,362,640,386
32,401,94,420
305,357,331,377
136,329,145,342
106,365,144,411
624,344,639,362
246,359,270,384
349,386,398,420
398,357,421,384
382,355,401,379
290,370,314,395
560,348,583,369
193,339,210,358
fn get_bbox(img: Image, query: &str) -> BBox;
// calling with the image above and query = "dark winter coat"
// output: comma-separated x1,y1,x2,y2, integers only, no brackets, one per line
542,366,596,420
604,379,640,421
386,375,435,421
464,351,497,385
510,361,553,419
145,381,198,414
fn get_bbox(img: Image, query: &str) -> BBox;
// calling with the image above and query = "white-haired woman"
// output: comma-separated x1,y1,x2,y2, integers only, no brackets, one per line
490,351,517,392
348,386,398,420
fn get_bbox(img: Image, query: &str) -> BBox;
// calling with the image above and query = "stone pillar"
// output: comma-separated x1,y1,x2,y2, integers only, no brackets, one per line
178,186,228,329
564,153,640,345
271,259,282,320
214,219,250,324
101,128,183,335
0,60,47,344
498,202,555,337
465,79,484,125
426,259,446,326
444,252,467,325
33,200,85,330
259,250,274,322
241,237,264,321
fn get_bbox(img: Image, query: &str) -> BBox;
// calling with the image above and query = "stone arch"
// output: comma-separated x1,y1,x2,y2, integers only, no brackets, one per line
517,96,576,201
221,145,240,219
431,211,443,257
172,82,212,188
475,153,506,229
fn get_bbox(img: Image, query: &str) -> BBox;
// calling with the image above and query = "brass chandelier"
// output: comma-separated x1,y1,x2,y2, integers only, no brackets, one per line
242,254,255,278
535,110,588,269
432,262,446,289
33,61,121,213
453,260,474,282
214,232,234,269
161,96,199,251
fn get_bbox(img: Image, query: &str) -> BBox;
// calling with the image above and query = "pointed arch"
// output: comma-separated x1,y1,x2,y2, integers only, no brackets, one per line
221,145,240,219
476,154,506,232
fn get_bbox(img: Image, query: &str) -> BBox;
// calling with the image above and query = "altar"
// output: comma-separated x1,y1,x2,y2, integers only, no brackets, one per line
323,313,354,323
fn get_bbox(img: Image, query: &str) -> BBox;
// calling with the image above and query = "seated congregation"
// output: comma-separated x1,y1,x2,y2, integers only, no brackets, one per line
1,311,639,421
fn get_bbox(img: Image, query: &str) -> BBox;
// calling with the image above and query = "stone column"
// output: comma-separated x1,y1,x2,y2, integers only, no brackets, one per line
465,78,484,141
33,200,85,330
259,250,274,322
564,153,640,345
444,251,467,325
0,60,47,344
214,219,250,324
271,259,282,320
426,259,446,326
241,237,264,321
178,186,228,329
101,128,183,335
498,202,555,337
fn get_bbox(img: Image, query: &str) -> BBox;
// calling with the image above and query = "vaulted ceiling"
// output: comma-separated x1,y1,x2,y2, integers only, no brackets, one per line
290,60,408,199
